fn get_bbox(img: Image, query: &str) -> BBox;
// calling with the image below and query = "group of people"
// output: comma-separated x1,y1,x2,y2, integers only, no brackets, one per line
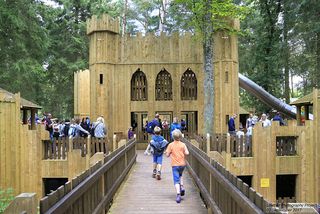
127,114,187,140
43,113,107,141
228,112,285,137
142,114,189,204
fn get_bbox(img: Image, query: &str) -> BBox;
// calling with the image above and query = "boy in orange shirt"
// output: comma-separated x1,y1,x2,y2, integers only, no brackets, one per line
166,129,189,203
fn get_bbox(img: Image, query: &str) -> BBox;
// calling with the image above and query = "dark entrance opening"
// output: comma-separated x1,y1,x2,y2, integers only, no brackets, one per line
181,111,198,135
276,175,296,199
239,114,248,130
43,178,68,196
237,175,252,187
131,112,148,147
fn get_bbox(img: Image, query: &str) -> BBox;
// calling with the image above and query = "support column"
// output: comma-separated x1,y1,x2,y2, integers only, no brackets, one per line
304,105,309,120
22,109,28,125
296,105,301,126
31,109,36,130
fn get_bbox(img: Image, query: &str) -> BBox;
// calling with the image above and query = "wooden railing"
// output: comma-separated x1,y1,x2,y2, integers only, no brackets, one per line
230,135,252,157
40,138,136,214
276,136,297,156
44,138,69,159
183,138,270,214
44,137,109,160
210,134,227,153
90,137,108,156
193,134,207,153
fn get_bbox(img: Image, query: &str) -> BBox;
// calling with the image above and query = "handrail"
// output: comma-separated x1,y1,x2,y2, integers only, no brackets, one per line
40,138,136,214
183,138,268,214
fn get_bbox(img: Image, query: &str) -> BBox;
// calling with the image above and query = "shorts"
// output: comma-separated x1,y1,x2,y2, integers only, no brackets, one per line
172,166,185,185
153,154,163,164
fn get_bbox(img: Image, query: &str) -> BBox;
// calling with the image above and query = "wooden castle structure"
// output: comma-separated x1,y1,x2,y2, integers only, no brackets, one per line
0,14,318,208
74,15,320,204
74,14,240,145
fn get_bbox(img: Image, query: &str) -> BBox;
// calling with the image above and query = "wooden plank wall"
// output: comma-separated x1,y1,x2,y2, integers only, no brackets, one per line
213,20,240,134
0,92,21,196
74,70,90,118
212,119,317,203
313,88,320,203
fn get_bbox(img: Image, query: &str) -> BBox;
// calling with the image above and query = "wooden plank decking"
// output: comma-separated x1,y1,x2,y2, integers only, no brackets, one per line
109,151,207,214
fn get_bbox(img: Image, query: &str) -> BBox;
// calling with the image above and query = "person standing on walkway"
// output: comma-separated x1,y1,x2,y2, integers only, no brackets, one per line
166,129,189,203
150,126,168,180
170,117,182,140
228,114,237,136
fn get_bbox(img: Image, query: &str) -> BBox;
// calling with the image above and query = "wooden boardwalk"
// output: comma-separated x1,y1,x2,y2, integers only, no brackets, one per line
109,151,207,214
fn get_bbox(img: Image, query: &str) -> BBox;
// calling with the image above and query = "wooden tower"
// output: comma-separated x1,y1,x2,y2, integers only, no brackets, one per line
213,20,240,134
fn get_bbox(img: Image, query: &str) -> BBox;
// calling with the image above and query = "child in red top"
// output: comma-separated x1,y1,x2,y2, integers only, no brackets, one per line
166,129,189,203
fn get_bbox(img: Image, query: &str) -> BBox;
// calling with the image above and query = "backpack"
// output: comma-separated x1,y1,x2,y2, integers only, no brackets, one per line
90,126,95,137
68,126,76,137
63,124,70,137
90,123,100,137
146,121,154,134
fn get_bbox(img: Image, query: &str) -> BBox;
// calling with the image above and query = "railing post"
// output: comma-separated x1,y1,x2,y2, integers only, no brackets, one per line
206,133,210,153
113,134,117,151
86,136,91,168
226,134,231,154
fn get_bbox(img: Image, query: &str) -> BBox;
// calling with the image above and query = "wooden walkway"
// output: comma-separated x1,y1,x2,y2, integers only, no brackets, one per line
109,151,207,214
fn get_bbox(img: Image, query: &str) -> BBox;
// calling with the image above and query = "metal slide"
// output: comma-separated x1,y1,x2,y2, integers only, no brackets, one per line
239,73,297,119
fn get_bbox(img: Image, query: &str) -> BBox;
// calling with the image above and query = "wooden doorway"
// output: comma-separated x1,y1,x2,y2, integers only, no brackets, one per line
181,111,198,136
156,111,173,141
131,112,148,145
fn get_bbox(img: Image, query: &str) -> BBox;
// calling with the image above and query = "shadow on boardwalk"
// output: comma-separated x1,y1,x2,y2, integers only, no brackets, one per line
109,151,207,214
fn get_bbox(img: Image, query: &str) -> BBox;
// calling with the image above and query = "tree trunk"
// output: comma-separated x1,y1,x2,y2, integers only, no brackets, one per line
122,0,128,36
283,0,290,103
203,0,214,135
316,31,320,88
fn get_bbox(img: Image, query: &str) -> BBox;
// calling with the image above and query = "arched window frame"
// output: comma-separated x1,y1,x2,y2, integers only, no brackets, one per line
155,69,173,101
181,69,197,100
131,69,148,101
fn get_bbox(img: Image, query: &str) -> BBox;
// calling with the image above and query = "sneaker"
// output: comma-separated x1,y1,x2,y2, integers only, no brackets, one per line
156,171,161,180
180,185,185,196
176,194,181,203
152,169,156,178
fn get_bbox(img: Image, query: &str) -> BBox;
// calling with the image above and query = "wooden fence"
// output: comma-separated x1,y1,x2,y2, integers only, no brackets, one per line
209,134,227,153
276,136,297,156
40,138,136,214
230,135,252,157
44,137,108,160
44,138,69,159
183,138,273,214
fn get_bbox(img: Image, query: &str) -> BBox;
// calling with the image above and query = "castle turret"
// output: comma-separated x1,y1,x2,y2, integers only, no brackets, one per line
214,20,240,134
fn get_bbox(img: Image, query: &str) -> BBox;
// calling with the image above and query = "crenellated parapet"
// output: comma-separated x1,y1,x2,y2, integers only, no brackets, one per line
119,32,202,64
87,14,120,35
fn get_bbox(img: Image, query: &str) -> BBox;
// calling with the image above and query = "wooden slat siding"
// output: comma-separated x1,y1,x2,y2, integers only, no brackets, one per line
183,138,265,214
41,139,136,214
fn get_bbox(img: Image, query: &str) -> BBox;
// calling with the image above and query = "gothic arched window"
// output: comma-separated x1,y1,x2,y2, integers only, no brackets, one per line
155,69,172,100
131,69,148,101
181,69,197,100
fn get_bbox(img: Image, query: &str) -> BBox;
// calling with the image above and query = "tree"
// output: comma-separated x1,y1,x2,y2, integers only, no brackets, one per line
173,0,247,134
0,0,49,103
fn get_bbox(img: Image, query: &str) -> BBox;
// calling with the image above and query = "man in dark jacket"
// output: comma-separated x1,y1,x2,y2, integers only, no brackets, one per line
228,114,237,136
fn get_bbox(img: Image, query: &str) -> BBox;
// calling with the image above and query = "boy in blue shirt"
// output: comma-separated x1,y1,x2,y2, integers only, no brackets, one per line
150,126,169,180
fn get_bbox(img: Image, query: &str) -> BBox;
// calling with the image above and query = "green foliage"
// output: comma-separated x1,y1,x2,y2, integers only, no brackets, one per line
173,0,248,36
0,188,14,213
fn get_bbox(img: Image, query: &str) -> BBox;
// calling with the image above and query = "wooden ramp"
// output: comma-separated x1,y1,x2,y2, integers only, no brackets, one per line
109,151,207,214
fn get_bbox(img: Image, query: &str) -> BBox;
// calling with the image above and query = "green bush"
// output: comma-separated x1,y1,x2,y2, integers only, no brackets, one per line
0,188,14,213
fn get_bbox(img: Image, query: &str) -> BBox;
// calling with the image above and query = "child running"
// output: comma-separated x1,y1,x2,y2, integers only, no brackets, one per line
165,129,189,203
150,126,169,180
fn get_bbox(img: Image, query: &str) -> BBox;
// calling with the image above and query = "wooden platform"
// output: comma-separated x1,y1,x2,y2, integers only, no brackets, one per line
109,151,207,214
